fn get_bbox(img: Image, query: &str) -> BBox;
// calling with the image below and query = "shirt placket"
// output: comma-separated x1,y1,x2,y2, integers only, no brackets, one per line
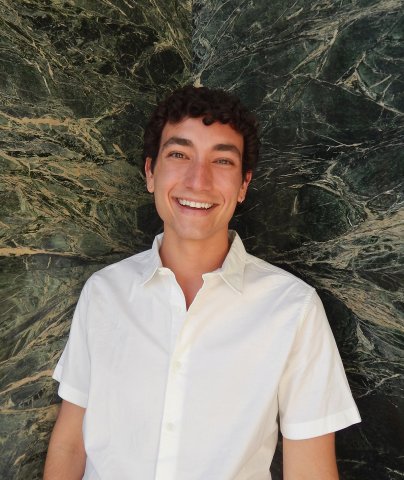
155,273,189,480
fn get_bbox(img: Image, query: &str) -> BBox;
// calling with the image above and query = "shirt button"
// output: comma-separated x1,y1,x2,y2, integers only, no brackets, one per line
166,422,175,432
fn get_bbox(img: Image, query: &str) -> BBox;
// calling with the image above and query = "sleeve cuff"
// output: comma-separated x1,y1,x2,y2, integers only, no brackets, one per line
52,367,88,408
281,406,361,440
57,382,88,408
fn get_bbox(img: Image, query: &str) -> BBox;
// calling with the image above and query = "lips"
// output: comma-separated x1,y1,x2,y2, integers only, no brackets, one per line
177,198,214,209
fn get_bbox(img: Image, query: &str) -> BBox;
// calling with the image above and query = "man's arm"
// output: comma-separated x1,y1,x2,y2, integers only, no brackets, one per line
44,400,86,480
283,433,339,480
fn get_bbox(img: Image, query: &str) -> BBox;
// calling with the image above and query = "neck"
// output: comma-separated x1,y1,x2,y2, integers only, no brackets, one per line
159,230,230,308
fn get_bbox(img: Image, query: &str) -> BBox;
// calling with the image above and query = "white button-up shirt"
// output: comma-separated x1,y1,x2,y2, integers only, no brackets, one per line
53,231,360,479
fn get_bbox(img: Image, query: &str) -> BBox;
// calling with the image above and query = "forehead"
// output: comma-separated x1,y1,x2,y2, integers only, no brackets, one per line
159,117,243,153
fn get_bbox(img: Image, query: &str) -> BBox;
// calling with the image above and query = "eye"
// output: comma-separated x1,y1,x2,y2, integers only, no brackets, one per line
168,151,187,159
215,158,234,165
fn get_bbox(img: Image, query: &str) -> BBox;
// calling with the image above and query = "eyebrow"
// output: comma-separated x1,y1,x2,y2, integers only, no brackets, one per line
161,136,242,159
161,136,193,149
214,143,242,159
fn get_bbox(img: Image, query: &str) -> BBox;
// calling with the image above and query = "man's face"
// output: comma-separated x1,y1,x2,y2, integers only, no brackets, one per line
145,116,251,245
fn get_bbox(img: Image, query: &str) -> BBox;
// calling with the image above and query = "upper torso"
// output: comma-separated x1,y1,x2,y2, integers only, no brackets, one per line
54,232,360,480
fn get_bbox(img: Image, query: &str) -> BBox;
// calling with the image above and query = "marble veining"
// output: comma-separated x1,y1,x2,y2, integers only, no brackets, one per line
1,0,403,478
0,1,190,478
193,0,403,478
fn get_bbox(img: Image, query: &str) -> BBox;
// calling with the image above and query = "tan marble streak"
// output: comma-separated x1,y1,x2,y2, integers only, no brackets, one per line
272,209,403,332
0,0,191,476
0,404,60,464
0,248,90,257
1,113,127,167
0,270,96,426
1,112,146,255
0,110,144,159
194,0,404,111
1,174,142,255
1,370,53,399
286,0,404,82
0,0,191,83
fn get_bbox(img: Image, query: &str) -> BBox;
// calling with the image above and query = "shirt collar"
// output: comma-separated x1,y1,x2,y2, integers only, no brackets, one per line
214,230,246,294
140,230,247,293
139,233,164,286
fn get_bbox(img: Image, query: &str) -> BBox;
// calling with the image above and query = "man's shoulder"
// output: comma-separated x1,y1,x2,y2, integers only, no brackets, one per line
244,251,314,296
87,247,153,289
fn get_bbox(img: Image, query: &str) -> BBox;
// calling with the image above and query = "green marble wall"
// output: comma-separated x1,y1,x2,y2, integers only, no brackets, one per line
0,1,190,478
1,0,403,479
193,0,403,478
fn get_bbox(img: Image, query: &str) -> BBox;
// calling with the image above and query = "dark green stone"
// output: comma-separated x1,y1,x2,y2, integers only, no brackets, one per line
0,0,191,477
194,0,404,478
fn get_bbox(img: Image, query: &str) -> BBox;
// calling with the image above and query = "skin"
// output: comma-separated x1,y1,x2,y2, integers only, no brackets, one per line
283,434,339,479
43,400,86,479
44,116,339,479
145,117,251,307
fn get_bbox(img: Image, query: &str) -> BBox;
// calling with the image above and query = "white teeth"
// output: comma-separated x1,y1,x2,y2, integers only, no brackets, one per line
178,198,213,209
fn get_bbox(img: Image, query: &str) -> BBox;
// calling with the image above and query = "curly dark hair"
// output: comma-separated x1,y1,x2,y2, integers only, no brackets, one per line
143,85,260,179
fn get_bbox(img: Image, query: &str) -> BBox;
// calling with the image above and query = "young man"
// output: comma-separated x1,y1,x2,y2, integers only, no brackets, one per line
44,86,361,479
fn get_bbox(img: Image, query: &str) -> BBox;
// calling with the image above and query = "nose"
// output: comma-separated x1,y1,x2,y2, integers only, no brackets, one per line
184,159,213,191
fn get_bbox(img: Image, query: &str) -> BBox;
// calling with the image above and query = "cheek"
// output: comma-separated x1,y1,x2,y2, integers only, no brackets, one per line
152,173,170,193
153,165,181,187
219,177,244,200
152,174,177,209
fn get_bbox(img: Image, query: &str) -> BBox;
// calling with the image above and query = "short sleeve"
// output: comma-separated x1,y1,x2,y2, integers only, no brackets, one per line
52,281,91,408
278,290,361,440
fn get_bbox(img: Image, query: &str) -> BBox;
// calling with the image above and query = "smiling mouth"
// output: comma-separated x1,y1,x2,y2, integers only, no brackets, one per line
177,198,214,209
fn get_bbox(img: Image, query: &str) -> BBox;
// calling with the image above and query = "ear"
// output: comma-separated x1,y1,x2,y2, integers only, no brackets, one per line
238,171,252,203
144,157,154,193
